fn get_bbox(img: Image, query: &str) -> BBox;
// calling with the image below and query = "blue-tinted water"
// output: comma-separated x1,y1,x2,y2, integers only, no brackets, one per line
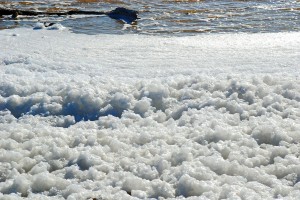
0,0,299,35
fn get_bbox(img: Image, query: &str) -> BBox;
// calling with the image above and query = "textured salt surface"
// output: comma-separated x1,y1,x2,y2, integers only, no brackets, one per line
0,28,300,199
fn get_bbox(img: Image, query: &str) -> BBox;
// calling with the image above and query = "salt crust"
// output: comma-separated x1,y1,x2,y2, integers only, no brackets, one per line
0,28,300,199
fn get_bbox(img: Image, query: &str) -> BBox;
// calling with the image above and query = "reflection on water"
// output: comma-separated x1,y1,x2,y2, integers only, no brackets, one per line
0,0,299,35
0,20,19,30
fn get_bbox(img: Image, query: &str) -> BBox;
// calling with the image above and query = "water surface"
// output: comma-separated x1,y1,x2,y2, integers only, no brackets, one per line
0,0,299,35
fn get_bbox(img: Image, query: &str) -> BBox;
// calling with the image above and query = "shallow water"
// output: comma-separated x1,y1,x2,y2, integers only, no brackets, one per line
0,0,300,35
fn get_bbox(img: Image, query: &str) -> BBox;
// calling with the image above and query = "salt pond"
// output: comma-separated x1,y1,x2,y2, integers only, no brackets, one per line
0,27,300,199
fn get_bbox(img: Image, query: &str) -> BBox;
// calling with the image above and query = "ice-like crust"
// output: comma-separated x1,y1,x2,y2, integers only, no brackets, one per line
0,28,300,199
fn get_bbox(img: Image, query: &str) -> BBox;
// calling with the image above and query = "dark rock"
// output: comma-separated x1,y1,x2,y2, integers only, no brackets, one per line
107,7,139,24
0,7,139,24
44,22,56,27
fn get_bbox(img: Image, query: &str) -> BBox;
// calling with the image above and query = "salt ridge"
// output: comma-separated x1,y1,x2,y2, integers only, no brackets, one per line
0,28,300,199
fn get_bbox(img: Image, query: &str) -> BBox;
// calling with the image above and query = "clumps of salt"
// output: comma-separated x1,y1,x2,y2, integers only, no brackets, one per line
109,92,131,117
133,97,151,116
1,71,300,198
177,174,216,197
31,172,69,193
76,154,94,171
33,22,45,30
141,83,169,111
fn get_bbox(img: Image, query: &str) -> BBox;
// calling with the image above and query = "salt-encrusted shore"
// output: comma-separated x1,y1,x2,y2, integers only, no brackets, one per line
0,28,300,199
